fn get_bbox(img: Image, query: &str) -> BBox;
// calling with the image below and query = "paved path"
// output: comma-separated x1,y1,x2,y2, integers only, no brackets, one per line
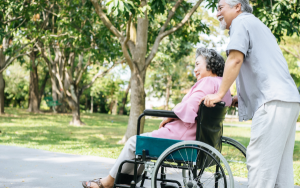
0,145,299,188
0,145,115,188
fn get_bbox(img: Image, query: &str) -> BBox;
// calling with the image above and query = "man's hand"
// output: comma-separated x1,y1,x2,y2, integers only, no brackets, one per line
159,118,175,128
231,95,238,107
199,93,222,107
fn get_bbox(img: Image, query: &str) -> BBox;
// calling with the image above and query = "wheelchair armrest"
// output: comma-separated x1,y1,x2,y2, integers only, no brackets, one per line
143,109,178,119
136,109,178,135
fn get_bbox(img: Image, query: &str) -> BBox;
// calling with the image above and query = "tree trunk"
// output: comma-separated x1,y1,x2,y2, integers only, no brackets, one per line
28,52,40,113
67,95,85,126
38,71,50,108
0,40,7,114
165,75,172,110
90,96,93,113
109,96,114,113
0,72,5,114
112,99,118,115
52,49,61,113
120,10,148,143
119,81,130,115
85,97,88,111
121,70,146,143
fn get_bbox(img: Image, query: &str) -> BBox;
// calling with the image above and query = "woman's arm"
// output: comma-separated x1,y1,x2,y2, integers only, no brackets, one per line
174,78,215,125
159,118,175,128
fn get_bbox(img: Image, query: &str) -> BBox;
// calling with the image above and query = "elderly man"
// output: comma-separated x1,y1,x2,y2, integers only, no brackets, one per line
201,0,300,187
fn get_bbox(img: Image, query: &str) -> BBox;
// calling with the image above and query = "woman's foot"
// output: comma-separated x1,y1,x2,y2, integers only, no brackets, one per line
83,176,115,188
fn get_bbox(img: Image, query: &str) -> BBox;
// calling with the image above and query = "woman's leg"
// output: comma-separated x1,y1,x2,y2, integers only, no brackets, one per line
86,132,152,188
109,132,152,178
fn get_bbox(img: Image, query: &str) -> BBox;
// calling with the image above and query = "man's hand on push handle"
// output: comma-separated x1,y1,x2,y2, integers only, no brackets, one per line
199,93,223,107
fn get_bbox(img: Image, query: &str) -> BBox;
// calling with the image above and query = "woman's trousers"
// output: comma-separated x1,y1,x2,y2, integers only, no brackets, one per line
109,132,152,178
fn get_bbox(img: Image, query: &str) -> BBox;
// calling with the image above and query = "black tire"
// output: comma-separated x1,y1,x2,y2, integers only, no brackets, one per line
221,137,248,184
152,143,232,188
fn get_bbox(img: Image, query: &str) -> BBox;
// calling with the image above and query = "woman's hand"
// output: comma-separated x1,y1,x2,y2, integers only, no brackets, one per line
231,95,238,107
159,118,175,128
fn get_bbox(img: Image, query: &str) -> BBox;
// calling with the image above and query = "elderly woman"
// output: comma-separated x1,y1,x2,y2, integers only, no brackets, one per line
82,47,232,188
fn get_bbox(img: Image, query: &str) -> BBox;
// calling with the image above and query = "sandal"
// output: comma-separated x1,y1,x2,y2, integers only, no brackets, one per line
82,178,104,188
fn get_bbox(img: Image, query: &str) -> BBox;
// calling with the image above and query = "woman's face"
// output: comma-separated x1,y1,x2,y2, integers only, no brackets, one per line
194,55,212,81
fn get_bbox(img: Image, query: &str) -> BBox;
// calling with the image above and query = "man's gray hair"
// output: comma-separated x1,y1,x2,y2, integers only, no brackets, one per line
225,0,253,13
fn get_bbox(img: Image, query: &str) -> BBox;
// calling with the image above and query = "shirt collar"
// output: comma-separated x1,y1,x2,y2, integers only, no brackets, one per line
228,12,250,35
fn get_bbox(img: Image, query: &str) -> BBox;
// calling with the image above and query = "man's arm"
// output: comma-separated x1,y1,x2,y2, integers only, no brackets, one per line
200,50,244,107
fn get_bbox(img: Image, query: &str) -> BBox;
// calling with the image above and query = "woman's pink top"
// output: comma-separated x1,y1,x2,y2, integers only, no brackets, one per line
151,77,232,141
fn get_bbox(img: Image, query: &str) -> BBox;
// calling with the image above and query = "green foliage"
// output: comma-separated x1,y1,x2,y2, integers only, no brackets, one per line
147,39,196,108
100,0,212,53
146,5,228,108
280,35,300,87
252,1,300,41
3,63,29,108
90,64,130,114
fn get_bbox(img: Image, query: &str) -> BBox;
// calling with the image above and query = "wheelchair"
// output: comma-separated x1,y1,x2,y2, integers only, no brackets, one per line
114,102,247,188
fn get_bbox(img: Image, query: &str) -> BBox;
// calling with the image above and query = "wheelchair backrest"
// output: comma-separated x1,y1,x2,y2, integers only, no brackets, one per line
196,101,228,153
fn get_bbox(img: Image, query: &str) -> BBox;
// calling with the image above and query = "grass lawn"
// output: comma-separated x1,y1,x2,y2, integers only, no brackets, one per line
0,107,299,185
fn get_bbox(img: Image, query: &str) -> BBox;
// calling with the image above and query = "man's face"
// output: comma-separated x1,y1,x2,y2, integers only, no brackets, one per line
216,0,242,30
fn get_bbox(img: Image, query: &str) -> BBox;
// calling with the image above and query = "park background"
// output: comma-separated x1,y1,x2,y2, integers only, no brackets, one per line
0,0,300,185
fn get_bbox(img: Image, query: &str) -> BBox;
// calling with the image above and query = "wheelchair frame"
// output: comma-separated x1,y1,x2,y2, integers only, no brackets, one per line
113,102,247,188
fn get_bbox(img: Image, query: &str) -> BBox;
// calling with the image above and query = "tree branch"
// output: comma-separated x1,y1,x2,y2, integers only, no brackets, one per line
0,53,28,73
145,0,203,66
162,0,203,37
120,15,134,72
280,45,300,60
3,16,24,24
43,8,60,17
124,13,132,44
159,0,184,35
90,0,122,38
121,43,134,72
0,37,37,73
82,60,124,91
5,18,26,37
76,55,91,86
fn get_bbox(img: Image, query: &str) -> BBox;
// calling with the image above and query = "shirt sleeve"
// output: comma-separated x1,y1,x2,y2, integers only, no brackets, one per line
226,21,250,57
173,78,215,124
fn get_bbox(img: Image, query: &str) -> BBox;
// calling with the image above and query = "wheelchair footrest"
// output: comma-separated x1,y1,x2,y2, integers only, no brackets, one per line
115,184,146,188
115,173,143,185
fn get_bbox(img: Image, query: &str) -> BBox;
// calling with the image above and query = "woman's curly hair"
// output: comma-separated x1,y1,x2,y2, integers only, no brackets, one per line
195,47,225,77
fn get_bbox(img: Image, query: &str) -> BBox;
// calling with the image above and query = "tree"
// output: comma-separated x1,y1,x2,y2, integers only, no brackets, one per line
252,0,300,41
32,0,123,125
27,54,50,113
0,0,37,114
90,0,212,142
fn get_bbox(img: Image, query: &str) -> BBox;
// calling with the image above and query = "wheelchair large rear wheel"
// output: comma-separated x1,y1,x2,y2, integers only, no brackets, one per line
221,137,247,186
151,141,234,188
